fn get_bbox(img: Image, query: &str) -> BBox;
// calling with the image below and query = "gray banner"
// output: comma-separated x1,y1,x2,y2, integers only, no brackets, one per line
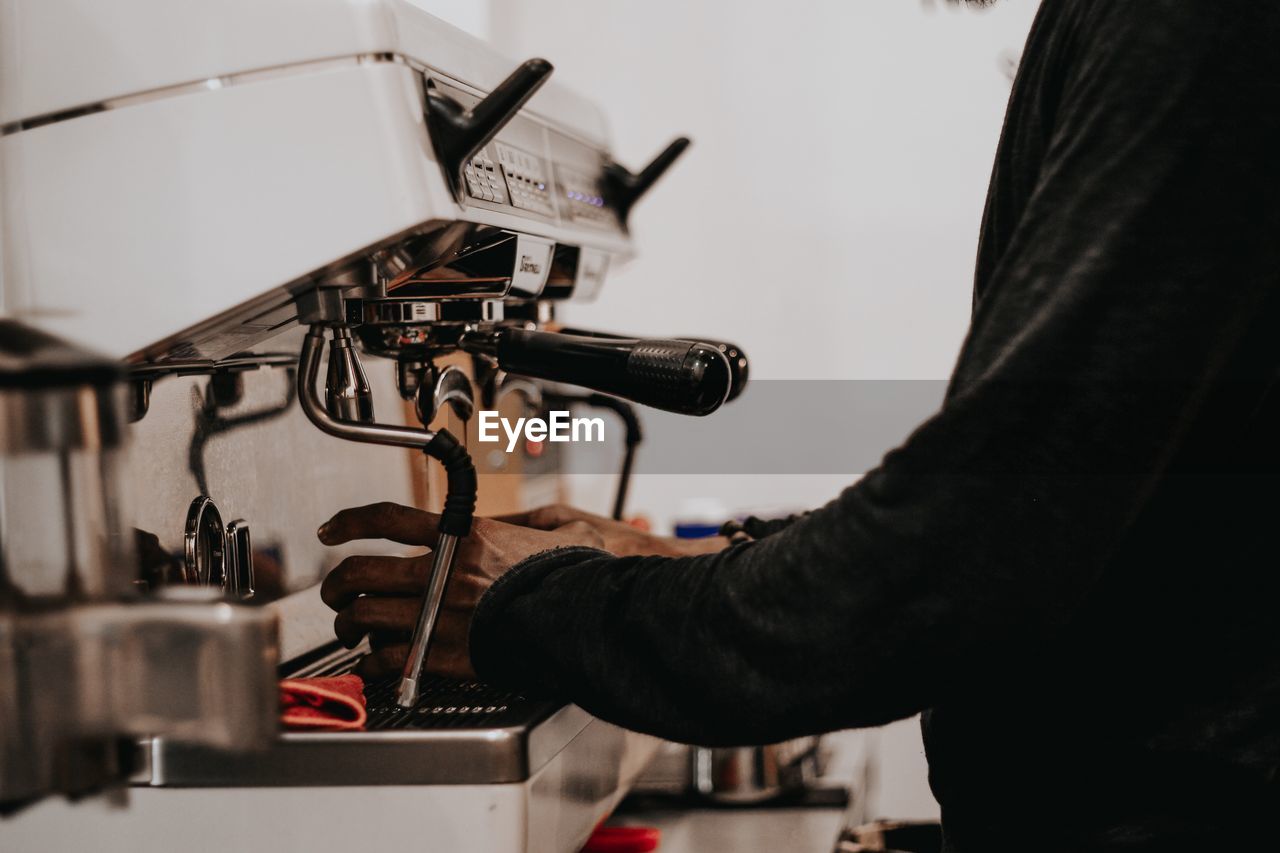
555,380,949,476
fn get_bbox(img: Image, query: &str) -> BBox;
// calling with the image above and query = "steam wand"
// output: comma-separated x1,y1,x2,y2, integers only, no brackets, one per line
298,325,476,708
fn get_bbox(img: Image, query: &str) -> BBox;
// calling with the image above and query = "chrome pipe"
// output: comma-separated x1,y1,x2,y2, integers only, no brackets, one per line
397,532,459,708
298,325,437,449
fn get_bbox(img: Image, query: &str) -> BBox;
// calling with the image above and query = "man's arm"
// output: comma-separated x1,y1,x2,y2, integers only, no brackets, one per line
466,2,1280,747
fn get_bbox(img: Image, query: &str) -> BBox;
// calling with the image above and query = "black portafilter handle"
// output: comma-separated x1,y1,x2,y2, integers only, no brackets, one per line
557,327,749,402
462,329,732,416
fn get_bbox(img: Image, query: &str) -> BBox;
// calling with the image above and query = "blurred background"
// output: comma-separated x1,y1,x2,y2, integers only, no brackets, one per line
403,0,1039,821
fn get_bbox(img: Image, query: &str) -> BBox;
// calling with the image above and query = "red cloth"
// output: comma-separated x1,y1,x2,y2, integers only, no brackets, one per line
582,827,660,853
280,674,368,731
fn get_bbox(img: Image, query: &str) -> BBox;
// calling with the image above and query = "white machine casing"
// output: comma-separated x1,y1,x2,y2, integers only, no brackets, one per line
0,0,630,360
0,2,660,851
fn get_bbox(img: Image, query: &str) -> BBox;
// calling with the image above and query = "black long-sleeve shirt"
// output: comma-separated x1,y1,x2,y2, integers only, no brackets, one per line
470,2,1280,849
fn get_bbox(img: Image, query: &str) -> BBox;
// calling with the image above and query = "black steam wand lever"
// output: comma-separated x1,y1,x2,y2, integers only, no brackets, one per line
461,328,732,417
602,136,692,231
425,58,555,198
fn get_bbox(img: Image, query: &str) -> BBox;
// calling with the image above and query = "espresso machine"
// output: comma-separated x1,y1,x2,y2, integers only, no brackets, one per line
0,1,744,850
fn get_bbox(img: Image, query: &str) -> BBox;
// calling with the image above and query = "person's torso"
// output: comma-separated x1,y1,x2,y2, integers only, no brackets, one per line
929,1,1280,849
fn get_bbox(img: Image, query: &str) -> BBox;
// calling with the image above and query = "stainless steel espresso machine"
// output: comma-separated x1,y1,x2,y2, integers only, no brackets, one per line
0,1,744,851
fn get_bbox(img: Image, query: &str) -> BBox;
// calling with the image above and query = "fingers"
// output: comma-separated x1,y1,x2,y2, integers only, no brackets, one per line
320,554,430,611
353,609,475,681
333,596,421,648
369,630,410,651
318,502,441,547
356,644,408,679
355,644,473,681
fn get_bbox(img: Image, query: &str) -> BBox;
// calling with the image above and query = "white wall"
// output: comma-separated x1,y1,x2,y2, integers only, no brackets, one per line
490,0,1038,820
404,0,489,39
489,0,1038,524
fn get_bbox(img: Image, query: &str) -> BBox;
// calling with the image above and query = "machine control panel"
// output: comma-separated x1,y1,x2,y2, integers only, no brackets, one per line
463,149,509,205
555,165,611,227
429,77,624,236
495,142,555,216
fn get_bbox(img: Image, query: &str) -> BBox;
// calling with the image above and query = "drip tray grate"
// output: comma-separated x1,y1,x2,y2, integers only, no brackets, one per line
363,675,537,730
309,650,550,731
147,644,589,787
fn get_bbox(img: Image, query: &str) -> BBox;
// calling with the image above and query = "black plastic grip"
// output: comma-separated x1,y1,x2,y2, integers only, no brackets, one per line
492,329,731,416
559,327,749,403
423,429,477,537
682,337,748,402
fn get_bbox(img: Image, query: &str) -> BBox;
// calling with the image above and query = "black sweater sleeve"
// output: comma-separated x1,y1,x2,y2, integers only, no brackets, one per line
469,1,1280,747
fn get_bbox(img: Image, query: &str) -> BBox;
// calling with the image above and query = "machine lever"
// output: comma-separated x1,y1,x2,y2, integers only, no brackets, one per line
425,58,554,198
557,327,749,402
463,328,731,417
602,136,691,230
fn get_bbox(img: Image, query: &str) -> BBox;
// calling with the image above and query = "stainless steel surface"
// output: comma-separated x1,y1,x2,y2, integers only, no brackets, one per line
0,329,134,600
420,363,475,424
298,324,438,449
146,702,591,788
396,357,431,401
2,597,278,803
690,738,823,804
1,54,409,137
224,519,255,599
182,495,226,586
492,370,544,412
124,330,419,599
373,222,519,300
324,326,375,423
0,384,126,455
0,448,135,601
397,532,459,707
1,323,283,807
3,706,661,853
146,645,597,787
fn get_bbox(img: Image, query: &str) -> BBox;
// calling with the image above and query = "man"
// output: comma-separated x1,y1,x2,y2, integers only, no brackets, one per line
317,2,1280,849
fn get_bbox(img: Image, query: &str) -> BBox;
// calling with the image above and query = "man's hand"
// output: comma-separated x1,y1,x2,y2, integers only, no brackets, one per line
497,504,729,558
317,502,603,681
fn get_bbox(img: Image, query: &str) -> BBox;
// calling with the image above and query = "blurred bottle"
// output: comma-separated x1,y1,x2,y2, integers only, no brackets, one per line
671,497,728,540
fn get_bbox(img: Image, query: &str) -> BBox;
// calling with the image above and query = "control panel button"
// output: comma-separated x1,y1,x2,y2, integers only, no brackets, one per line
463,147,509,205
495,142,556,216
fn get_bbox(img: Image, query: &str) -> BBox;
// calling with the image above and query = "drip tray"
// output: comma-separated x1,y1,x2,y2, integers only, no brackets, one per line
140,645,589,787
363,674,534,731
